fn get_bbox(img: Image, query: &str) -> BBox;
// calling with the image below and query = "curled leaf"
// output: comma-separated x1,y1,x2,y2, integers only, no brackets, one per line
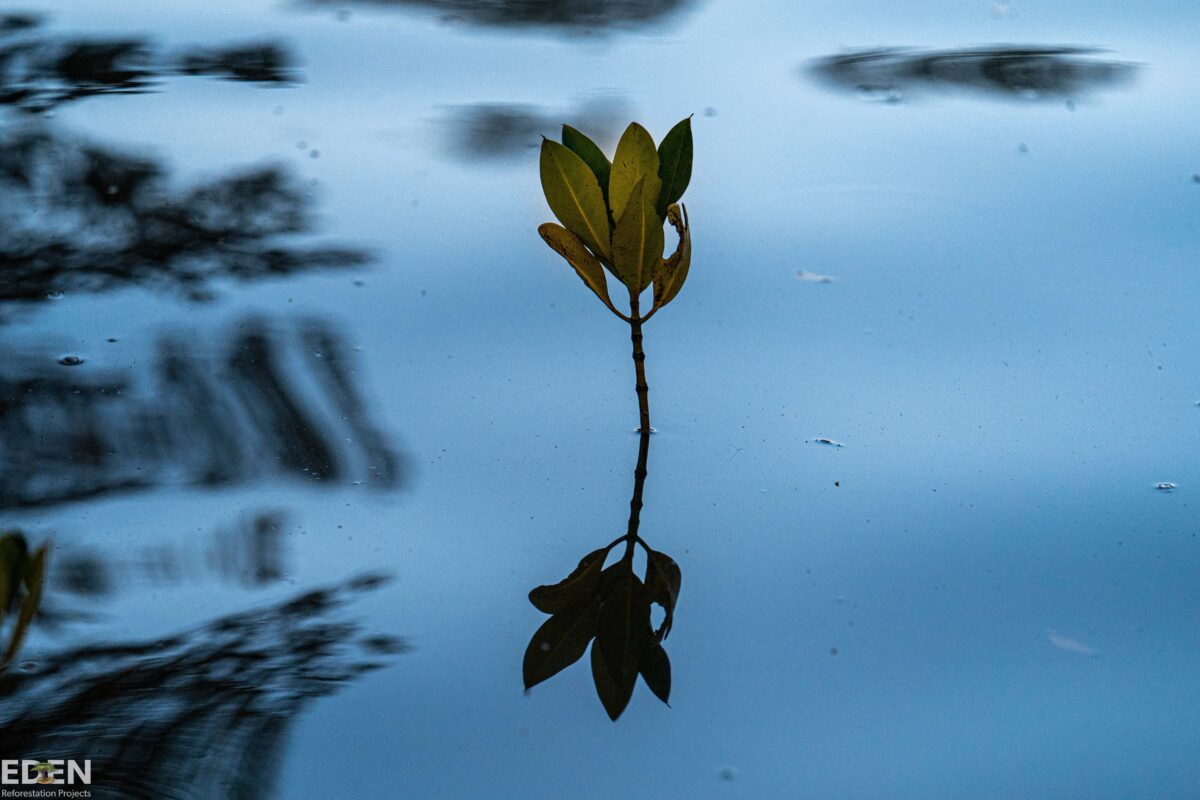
611,176,665,294
644,548,681,641
652,204,691,311
523,594,601,690
539,139,612,262
528,544,610,614
639,643,671,705
656,116,693,218
609,122,661,223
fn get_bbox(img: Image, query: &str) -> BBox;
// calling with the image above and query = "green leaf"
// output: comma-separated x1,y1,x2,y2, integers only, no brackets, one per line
591,637,635,721
609,122,661,223
3,544,45,670
656,116,693,218
596,569,650,690
652,204,691,311
528,544,610,614
523,595,601,690
611,176,665,294
537,223,619,316
562,125,612,208
644,547,681,641
539,139,612,262
640,643,671,705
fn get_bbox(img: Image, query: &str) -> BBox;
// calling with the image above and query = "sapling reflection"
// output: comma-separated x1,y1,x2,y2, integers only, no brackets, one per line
523,119,691,720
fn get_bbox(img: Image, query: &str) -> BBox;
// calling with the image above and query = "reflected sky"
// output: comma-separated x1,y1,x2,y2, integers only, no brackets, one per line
1,1,1198,798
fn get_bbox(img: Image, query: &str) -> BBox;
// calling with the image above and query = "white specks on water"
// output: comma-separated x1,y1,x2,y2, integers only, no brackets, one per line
1155,482,1176,491
812,438,844,447
1047,631,1098,657
795,270,837,283
58,355,85,366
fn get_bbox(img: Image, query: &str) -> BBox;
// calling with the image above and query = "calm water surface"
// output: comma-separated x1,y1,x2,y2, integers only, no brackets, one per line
1,1,1198,798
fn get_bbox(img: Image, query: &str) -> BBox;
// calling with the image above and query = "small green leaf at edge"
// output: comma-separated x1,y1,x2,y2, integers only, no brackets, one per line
640,643,671,706
591,638,635,721
523,595,601,690
528,542,610,614
611,176,665,294
539,139,612,262
656,116,693,218
2,545,45,669
608,122,661,224
562,125,612,208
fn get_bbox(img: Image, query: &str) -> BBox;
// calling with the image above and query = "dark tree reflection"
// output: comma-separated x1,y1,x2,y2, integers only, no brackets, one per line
442,97,629,162
0,317,403,510
0,573,407,800
300,0,696,34
523,430,681,720
0,128,367,310
0,14,296,113
810,45,1137,102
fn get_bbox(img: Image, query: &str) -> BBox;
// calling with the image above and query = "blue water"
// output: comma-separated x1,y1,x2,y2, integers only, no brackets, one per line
1,1,1198,797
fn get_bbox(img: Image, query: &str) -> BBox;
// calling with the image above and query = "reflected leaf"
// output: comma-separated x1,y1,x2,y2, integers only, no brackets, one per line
523,595,601,690
539,139,612,262
527,544,610,613
639,642,671,705
590,637,634,721
609,122,660,223
611,176,664,293
537,223,617,315
655,117,692,218
596,569,649,690
562,124,612,207
644,547,681,640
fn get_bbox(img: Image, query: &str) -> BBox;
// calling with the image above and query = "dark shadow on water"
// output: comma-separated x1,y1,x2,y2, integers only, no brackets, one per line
298,0,697,34
0,13,297,113
0,316,404,510
0,126,368,313
523,430,681,720
0,572,407,800
441,96,630,162
809,45,1137,103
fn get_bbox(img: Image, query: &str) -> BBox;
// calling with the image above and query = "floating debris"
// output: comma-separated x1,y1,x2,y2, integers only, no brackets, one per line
46,290,64,300
57,355,85,366
1047,630,1097,657
813,438,844,447
1155,482,1177,491
795,270,837,283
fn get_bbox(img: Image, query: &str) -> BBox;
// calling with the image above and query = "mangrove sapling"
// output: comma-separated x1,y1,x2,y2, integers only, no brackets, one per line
523,119,692,720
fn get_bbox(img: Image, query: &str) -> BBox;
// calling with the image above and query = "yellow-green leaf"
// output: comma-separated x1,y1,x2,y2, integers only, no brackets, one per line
539,139,611,262
609,123,661,223
612,177,664,294
538,223,618,314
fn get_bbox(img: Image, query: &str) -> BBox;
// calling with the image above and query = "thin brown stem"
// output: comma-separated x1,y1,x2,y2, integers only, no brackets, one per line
623,428,651,557
628,294,651,436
